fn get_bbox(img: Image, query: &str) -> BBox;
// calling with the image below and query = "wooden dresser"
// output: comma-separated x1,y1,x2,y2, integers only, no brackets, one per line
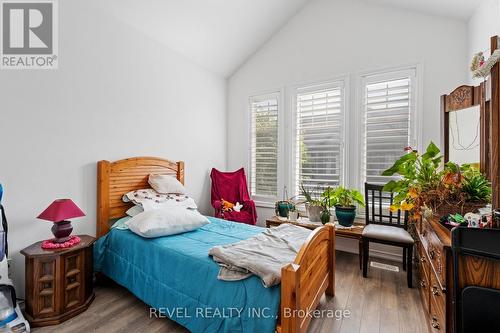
415,217,453,333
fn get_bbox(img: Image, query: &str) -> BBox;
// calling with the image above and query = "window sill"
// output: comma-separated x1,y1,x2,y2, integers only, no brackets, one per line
253,200,276,209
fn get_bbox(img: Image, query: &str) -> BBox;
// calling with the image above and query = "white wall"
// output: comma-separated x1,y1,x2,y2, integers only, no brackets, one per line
0,0,226,295
227,0,468,258
467,0,500,85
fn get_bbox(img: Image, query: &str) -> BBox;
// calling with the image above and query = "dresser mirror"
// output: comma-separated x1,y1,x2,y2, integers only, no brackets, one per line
442,84,490,179
447,105,481,167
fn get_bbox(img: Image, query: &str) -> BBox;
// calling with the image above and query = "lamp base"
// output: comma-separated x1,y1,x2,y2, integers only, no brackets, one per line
51,220,73,243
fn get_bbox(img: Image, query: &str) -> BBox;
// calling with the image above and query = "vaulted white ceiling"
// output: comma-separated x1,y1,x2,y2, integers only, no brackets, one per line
96,0,483,78
96,0,310,77
361,0,483,20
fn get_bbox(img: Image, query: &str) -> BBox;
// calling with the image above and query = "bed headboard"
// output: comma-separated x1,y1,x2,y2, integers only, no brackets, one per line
97,157,185,237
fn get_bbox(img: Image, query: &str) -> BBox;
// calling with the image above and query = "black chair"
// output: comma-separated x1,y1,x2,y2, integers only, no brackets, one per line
452,227,500,333
362,183,414,287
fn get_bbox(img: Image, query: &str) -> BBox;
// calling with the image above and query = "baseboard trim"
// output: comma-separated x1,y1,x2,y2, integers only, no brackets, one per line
335,243,403,263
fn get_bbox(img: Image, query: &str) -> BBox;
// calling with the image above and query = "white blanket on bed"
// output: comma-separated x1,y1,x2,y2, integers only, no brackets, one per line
209,224,311,287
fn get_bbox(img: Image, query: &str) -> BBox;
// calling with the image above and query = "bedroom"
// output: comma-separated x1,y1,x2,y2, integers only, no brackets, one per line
1,0,500,332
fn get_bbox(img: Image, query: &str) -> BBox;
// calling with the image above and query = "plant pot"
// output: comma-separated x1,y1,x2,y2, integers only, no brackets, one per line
275,201,295,218
335,205,356,227
306,204,323,222
432,201,486,219
320,210,331,224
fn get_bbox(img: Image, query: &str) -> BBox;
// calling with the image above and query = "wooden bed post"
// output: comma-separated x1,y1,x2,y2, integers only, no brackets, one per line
279,223,336,333
177,161,185,185
97,160,110,238
326,223,335,296
281,263,300,333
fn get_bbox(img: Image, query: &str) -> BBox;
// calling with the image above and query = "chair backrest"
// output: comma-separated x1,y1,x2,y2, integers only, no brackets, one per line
364,183,408,228
210,168,251,205
452,227,500,333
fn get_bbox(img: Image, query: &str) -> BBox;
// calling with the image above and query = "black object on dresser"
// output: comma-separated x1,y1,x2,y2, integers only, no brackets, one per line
452,227,500,333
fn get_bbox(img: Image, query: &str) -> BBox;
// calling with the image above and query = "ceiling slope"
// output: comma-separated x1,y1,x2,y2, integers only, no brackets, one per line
95,0,310,77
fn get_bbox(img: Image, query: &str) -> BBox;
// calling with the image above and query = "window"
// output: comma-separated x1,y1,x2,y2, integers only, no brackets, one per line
246,67,419,207
361,69,417,185
249,93,279,197
293,82,345,196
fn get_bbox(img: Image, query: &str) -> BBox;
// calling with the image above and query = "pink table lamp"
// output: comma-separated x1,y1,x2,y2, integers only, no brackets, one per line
37,199,85,243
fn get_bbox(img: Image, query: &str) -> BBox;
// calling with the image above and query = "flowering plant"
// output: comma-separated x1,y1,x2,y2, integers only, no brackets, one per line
382,142,490,219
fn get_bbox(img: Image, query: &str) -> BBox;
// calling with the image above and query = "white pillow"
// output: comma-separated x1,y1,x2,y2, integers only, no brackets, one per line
148,174,186,195
126,207,209,238
126,205,144,217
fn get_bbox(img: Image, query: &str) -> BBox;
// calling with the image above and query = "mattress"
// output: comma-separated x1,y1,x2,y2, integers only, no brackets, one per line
94,217,280,333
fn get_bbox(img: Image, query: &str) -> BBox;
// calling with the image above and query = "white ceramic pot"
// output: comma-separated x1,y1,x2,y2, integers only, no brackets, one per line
288,211,299,222
307,204,323,222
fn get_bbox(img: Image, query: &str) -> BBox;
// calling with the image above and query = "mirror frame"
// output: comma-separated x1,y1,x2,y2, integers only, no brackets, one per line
442,84,489,179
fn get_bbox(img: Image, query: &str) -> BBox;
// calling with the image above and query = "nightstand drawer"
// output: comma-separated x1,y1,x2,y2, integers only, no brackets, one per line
62,252,84,310
30,257,58,318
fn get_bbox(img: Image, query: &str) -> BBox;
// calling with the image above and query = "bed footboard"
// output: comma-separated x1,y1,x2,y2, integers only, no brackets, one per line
278,223,335,333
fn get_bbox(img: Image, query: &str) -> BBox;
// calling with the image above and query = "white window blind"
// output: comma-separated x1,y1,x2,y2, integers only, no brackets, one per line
250,93,279,197
362,69,416,185
294,82,345,196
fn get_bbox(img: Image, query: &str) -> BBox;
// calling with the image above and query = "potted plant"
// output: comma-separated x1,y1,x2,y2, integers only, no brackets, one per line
382,142,491,219
300,183,324,222
320,186,335,224
325,187,365,227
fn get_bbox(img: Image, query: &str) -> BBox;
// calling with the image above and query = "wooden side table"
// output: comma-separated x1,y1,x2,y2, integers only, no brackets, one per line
21,235,95,327
265,216,365,269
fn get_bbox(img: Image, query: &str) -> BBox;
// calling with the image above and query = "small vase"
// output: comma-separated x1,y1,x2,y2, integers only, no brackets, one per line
320,210,331,224
335,206,356,227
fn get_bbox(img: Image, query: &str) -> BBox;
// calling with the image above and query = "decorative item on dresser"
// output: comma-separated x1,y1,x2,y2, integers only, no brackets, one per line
21,235,95,327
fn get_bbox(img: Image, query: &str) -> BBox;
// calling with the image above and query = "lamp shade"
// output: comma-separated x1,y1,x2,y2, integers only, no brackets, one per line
37,199,85,223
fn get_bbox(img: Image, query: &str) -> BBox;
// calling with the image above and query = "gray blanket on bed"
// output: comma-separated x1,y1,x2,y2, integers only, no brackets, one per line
208,223,312,287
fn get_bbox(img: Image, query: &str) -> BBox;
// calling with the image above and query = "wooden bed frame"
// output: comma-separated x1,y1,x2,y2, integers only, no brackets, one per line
96,157,335,333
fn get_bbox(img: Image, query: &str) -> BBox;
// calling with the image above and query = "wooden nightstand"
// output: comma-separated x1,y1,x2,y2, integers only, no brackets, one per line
21,235,95,327
265,216,365,269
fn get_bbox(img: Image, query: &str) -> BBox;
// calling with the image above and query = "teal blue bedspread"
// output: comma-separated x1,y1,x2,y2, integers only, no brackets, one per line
94,217,280,333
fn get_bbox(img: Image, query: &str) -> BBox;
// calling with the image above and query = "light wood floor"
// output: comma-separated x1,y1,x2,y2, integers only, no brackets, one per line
32,251,428,333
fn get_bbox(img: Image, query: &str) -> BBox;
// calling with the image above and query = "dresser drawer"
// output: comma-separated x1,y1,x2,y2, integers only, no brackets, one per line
420,218,445,288
429,287,446,331
429,270,446,332
417,242,430,313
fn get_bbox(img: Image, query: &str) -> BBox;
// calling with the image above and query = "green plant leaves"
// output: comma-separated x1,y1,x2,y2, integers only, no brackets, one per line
461,167,492,202
381,152,416,176
383,180,400,192
421,141,440,159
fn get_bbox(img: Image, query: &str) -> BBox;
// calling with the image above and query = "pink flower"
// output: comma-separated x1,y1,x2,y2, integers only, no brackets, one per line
41,235,81,249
